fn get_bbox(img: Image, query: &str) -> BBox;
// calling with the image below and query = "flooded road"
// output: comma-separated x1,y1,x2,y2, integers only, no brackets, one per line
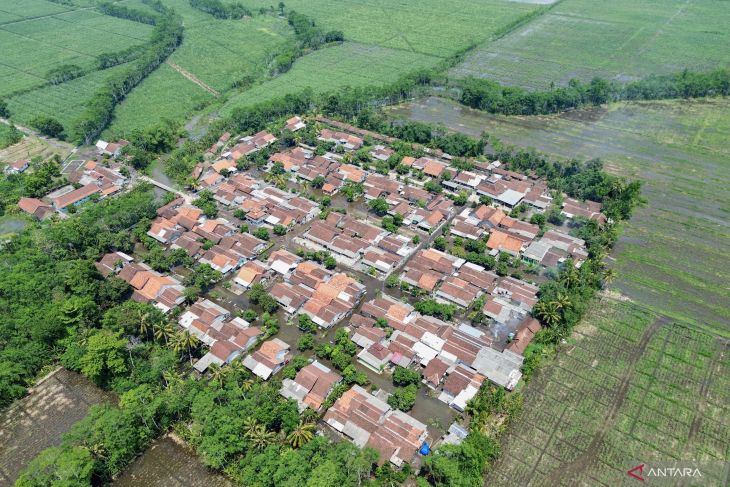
0,368,114,485
113,436,232,487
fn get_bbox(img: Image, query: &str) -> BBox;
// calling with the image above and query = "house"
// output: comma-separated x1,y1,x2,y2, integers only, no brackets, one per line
117,263,185,313
324,385,428,467
438,365,485,412
270,282,311,314
422,357,449,389
147,217,181,244
52,184,101,211
351,322,387,349
5,159,29,174
267,249,302,276
95,251,134,277
243,338,292,380
280,361,342,412
234,260,269,289
285,116,306,132
95,139,129,157
562,198,606,223
486,230,525,256
193,321,263,373
369,145,394,161
506,317,542,355
435,276,481,308
361,247,401,275
357,342,392,373
300,272,366,328
17,197,53,219
318,129,363,150
470,347,523,390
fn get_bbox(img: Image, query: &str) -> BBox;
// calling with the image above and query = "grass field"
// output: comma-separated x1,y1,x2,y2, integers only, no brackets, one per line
245,0,540,57
0,0,153,98
168,16,294,93
0,123,22,150
6,63,135,132
218,42,441,116
451,0,730,90
388,96,730,333
0,130,74,164
487,297,729,486
103,63,214,138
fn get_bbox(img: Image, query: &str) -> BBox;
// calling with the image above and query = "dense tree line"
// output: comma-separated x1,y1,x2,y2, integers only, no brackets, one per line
189,0,251,19
459,68,730,115
0,187,157,409
71,4,183,144
97,2,159,25
271,11,344,74
97,45,145,70
46,64,85,85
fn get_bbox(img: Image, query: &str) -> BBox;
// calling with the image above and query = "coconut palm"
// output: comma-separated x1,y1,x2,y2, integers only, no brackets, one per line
287,421,316,448
162,369,182,389
552,292,572,311
561,266,580,289
208,363,227,388
172,330,200,365
136,309,151,338
153,322,175,345
247,424,277,451
243,417,259,438
602,268,616,286
533,301,561,328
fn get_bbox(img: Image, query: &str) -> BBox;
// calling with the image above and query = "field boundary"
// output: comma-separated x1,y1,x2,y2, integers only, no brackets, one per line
167,61,221,97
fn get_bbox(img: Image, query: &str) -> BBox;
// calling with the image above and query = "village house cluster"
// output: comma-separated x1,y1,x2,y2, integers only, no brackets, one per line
87,114,608,468
17,155,130,219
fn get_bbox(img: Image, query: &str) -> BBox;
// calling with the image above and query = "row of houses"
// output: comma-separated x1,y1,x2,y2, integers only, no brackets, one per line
96,251,185,313
17,160,129,219
353,294,535,392
297,212,417,274
269,259,366,328
449,203,590,269
147,198,268,275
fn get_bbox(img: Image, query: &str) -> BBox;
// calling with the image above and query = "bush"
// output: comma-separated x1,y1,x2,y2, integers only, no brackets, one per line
30,115,64,139
387,384,417,411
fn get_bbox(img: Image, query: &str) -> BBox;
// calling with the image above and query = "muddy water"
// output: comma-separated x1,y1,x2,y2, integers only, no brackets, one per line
0,368,114,485
113,436,232,487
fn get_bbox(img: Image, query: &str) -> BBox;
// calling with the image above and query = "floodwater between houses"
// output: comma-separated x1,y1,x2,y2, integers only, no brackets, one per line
113,436,232,487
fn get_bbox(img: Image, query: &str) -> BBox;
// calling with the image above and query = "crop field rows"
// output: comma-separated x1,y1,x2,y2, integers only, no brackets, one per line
486,298,730,487
219,42,440,116
6,63,134,130
450,0,730,90
0,1,153,98
245,0,540,58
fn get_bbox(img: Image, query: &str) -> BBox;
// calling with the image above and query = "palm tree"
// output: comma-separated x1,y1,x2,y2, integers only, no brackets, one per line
154,322,175,345
243,417,259,438
136,309,151,338
287,421,315,448
208,363,227,388
162,369,182,389
552,293,572,311
172,331,200,365
533,301,561,328
247,424,276,451
561,267,580,289
602,268,616,286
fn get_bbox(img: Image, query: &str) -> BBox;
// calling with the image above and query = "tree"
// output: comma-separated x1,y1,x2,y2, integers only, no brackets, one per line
311,175,325,188
392,366,421,387
602,268,616,286
368,197,389,216
287,421,315,448
78,330,128,385
273,224,287,235
246,424,277,451
172,330,199,365
388,384,417,411
30,115,65,139
15,445,94,487
533,301,561,328
254,228,270,241
433,236,448,251
297,333,315,351
0,98,9,118
192,190,218,218
298,314,317,332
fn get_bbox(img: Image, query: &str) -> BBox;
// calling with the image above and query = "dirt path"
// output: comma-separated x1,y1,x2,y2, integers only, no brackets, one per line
543,315,668,485
166,62,220,97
